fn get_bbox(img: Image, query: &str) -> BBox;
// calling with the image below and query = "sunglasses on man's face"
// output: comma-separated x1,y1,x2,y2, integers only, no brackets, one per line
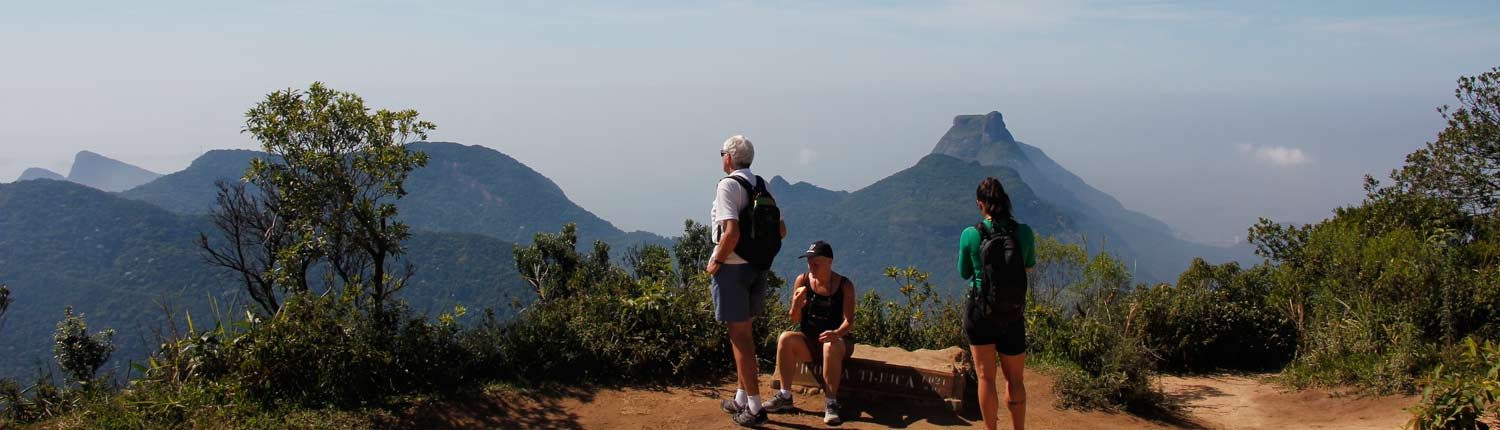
720,151,727,157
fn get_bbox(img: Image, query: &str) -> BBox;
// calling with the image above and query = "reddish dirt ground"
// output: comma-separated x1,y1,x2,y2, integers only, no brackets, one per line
400,370,1416,430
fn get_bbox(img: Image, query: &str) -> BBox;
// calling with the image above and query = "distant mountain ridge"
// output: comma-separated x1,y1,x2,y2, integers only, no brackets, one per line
0,179,528,381
66,151,162,192
16,167,65,181
10,151,162,192
121,142,664,247
2,115,1255,379
771,153,1083,292
929,111,1251,280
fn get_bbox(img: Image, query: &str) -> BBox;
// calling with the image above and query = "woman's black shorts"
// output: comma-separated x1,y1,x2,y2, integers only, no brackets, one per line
964,306,1027,356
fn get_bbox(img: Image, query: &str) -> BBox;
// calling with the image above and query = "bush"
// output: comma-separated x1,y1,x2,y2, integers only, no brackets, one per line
230,293,472,407
54,307,116,388
498,223,789,383
1406,338,1500,430
854,267,964,351
0,308,116,424
1024,241,1168,412
1134,260,1297,372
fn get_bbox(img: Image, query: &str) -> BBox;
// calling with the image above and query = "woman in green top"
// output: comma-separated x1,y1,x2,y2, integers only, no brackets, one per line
958,177,1035,430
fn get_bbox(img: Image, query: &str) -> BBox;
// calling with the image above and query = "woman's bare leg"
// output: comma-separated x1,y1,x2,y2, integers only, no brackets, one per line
970,344,999,430
999,352,1027,430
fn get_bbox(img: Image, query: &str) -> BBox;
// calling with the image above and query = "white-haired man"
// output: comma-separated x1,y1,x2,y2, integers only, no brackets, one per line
710,135,787,427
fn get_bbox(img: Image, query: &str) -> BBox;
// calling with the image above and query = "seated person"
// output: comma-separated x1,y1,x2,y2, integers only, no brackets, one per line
762,240,856,426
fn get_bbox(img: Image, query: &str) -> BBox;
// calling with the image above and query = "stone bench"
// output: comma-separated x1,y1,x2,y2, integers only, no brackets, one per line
770,344,971,412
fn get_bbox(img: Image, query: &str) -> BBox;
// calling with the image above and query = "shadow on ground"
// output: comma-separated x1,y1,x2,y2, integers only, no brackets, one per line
398,385,595,430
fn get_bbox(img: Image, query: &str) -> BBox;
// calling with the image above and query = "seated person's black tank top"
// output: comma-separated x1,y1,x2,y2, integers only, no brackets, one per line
800,273,852,339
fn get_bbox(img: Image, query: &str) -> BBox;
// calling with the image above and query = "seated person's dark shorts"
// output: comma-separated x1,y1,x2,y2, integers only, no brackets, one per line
803,331,856,364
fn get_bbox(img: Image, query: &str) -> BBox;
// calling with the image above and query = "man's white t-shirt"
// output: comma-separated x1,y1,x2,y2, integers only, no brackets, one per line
710,168,784,265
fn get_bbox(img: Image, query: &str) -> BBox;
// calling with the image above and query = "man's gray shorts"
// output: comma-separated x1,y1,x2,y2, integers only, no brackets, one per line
712,263,768,323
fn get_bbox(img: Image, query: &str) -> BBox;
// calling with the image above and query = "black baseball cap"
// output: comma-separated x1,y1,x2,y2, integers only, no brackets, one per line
797,240,834,260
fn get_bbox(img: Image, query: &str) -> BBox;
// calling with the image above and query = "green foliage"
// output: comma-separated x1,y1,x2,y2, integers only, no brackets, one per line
1134,260,1296,372
853,267,963,351
1406,338,1500,430
499,222,787,383
231,293,473,407
240,82,432,311
1389,67,1500,218
1026,243,1163,412
1257,194,1498,391
1249,68,1500,394
53,307,115,387
0,370,79,424
1,309,118,424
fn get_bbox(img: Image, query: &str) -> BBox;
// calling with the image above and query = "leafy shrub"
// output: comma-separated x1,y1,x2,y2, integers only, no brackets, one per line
1134,260,1297,372
0,308,116,424
499,222,789,383
853,267,963,351
53,307,116,387
231,293,472,407
1028,242,1164,412
1407,338,1500,430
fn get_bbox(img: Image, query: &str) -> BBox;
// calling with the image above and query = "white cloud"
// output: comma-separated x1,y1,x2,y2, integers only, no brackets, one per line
1237,143,1311,167
798,148,818,166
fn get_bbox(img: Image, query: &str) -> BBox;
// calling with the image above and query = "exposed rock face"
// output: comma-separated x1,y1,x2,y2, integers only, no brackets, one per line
930,111,1027,166
66,150,162,192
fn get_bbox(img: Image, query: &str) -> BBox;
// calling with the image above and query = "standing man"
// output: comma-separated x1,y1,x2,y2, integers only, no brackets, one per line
710,135,787,427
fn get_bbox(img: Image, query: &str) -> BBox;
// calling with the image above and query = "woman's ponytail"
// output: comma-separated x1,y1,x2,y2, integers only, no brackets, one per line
976,177,1012,220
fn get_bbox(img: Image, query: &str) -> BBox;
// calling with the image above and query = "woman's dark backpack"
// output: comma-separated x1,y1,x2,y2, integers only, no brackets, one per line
972,219,1029,324
725,175,782,270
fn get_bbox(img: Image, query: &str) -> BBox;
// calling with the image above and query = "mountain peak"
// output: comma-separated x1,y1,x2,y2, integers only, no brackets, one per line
953,111,1014,143
16,167,66,182
67,150,162,192
931,111,1025,165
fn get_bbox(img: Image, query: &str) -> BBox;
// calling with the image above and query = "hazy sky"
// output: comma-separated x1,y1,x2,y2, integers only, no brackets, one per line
3,1,1498,245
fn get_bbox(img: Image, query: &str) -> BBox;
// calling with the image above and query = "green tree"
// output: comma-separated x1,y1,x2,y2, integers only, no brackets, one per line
238,82,433,314
626,244,676,284
672,220,713,287
52,307,115,387
1389,67,1500,218
513,223,583,302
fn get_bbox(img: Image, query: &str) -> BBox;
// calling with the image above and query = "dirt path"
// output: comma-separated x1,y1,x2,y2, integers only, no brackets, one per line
403,371,1416,429
1159,375,1415,430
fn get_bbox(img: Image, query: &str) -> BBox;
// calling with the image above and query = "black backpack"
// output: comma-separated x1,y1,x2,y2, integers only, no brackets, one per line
973,218,1029,324
724,175,782,270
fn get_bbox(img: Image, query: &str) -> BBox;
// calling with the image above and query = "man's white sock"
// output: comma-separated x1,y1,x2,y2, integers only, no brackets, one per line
747,395,763,414
778,389,792,399
735,389,747,407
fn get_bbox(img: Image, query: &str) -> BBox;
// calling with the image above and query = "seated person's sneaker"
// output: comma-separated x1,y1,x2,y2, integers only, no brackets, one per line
761,392,795,413
824,400,844,426
732,407,768,428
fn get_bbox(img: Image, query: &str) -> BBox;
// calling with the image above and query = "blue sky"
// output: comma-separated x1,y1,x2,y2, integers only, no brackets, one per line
2,1,1497,244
